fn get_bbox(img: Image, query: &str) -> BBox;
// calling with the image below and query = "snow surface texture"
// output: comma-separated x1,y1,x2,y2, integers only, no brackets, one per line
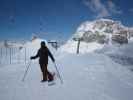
1,38,133,100
60,37,133,69
96,38,133,69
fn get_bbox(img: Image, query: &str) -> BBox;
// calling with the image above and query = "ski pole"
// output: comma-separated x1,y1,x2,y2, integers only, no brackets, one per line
53,62,63,84
22,60,32,82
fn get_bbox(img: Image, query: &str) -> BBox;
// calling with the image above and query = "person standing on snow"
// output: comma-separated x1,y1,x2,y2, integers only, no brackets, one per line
30,41,55,82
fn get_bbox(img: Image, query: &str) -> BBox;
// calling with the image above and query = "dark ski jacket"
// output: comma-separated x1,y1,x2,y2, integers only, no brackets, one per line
31,46,55,65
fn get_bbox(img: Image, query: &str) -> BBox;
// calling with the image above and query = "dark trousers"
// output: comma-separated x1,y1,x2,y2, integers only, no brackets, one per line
40,64,53,81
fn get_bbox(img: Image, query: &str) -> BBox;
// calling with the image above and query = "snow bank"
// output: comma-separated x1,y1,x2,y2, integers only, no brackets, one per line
95,37,133,67
59,40,104,54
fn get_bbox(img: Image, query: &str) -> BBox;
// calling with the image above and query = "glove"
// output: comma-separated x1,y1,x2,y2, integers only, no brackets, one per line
30,56,34,60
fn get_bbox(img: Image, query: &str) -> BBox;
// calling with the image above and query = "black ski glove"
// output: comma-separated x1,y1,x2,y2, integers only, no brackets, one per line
30,56,34,60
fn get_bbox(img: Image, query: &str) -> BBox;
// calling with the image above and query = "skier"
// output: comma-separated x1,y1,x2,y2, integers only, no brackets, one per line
30,41,55,82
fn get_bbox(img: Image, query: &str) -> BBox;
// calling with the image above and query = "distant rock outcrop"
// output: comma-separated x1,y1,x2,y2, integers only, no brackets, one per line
73,19,132,44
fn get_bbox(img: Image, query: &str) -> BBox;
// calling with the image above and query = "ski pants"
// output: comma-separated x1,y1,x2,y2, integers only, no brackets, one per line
40,64,53,81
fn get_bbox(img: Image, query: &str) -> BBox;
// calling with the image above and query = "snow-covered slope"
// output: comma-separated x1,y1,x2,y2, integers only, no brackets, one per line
60,19,133,68
1,47,133,100
1,35,133,100
96,37,133,68
60,19,133,54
